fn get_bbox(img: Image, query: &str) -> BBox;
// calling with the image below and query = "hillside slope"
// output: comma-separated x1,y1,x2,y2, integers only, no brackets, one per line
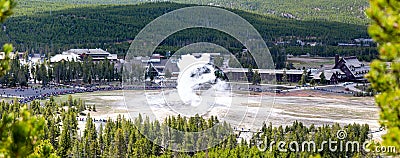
0,2,368,56
20,0,369,25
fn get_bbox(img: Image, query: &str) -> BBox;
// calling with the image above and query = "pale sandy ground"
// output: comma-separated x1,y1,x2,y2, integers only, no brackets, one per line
75,89,379,133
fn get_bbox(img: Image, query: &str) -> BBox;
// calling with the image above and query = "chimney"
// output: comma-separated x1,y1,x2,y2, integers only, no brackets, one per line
335,54,339,66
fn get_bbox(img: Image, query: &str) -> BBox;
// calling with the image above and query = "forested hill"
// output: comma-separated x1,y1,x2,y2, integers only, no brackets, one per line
0,1,369,57
20,0,370,25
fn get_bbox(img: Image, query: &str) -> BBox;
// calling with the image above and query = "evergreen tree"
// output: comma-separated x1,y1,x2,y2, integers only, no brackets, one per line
83,114,99,157
30,140,58,158
366,0,400,153
299,70,308,86
98,123,104,155
0,1,13,77
113,128,127,158
282,69,288,84
0,107,48,157
58,117,72,157
252,70,261,85
247,65,254,83
37,63,48,86
319,72,326,85
71,139,83,158
310,78,316,86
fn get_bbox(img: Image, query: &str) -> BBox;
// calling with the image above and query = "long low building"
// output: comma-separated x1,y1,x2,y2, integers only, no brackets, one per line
59,48,118,62
223,68,304,83
50,52,80,63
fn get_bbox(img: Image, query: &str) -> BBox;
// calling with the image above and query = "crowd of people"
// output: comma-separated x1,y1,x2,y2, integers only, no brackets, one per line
77,117,107,123
0,83,183,104
0,85,124,103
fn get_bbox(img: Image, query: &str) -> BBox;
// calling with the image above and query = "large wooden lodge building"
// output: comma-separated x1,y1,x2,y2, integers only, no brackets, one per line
223,55,370,84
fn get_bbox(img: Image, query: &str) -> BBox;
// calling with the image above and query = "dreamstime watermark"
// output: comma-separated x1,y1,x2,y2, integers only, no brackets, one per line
256,130,396,154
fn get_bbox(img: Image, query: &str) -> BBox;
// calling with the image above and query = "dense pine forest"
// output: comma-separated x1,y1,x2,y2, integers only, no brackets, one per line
18,0,370,25
0,97,374,157
0,57,121,87
0,1,376,65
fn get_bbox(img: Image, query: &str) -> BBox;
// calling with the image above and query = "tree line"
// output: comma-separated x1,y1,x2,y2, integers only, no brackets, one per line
2,2,373,59
0,55,29,87
50,57,121,85
0,57,122,87
20,0,370,25
0,96,377,157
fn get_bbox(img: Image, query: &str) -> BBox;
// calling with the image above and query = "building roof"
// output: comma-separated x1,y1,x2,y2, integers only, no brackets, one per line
91,54,118,60
329,69,345,75
50,53,80,63
30,57,42,63
63,48,117,60
65,48,110,55
148,59,180,74
313,71,335,81
223,68,304,75
192,53,221,57
312,68,345,79
341,57,370,78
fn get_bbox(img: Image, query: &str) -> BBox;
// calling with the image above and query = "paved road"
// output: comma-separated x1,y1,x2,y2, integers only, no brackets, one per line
344,83,365,93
